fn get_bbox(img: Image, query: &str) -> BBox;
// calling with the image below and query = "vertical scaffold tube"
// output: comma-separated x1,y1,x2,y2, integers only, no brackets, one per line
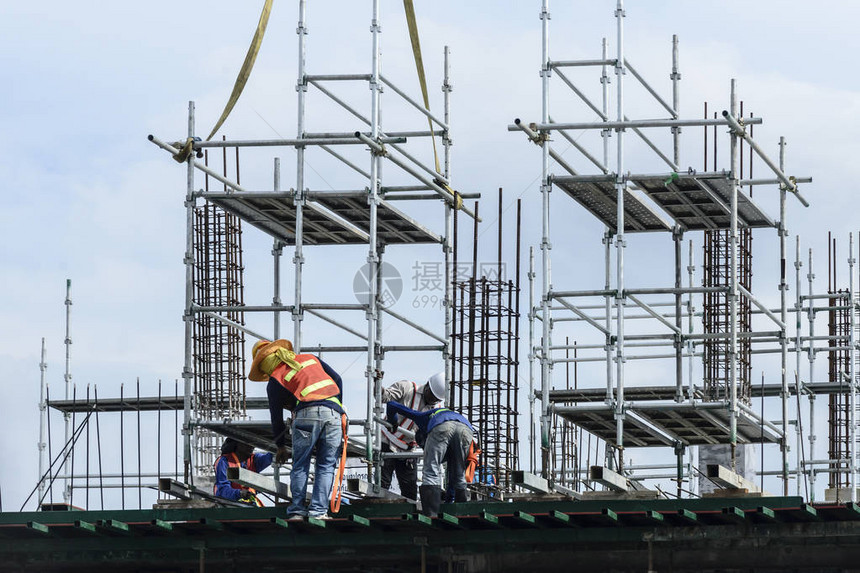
38,338,47,503
674,230,683,402
528,247,536,473
182,102,195,483
687,240,695,402
63,278,72,502
602,38,613,405
273,158,283,339
794,236,803,495
671,34,680,166
849,233,857,503
539,0,553,479
728,80,739,464
294,0,308,351
272,157,283,495
807,247,815,496
779,136,790,495
614,0,627,470
443,45,453,394
366,0,383,474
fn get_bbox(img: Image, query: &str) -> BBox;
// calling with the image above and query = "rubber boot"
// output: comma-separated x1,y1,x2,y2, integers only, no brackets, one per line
454,488,468,503
419,485,441,517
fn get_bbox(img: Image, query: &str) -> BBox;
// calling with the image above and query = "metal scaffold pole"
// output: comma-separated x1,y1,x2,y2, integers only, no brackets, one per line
794,236,803,495
294,0,308,352
38,337,47,504
807,246,815,496
273,158,283,339
779,136,790,495
443,44,453,393
366,0,383,478
728,80,739,467
849,232,857,503
182,101,195,483
539,0,553,479
613,0,627,472
528,246,536,473
62,278,73,502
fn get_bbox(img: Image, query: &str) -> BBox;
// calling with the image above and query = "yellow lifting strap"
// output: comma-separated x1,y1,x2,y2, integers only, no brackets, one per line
205,0,274,142
402,0,462,211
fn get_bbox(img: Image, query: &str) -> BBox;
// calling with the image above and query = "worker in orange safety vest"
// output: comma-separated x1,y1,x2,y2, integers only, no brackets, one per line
213,438,273,505
248,339,348,520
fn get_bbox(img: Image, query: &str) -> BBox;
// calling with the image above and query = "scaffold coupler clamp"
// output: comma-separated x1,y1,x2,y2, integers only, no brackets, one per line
171,137,202,163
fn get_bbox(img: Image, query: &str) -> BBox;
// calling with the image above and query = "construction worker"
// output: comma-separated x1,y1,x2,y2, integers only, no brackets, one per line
248,339,348,520
213,438,273,505
379,373,444,500
385,401,480,517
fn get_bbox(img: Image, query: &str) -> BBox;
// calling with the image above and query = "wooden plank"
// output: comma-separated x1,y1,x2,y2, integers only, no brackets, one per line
150,519,173,532
599,508,619,525
439,513,462,528
722,506,747,523
26,521,50,535
99,519,130,535
307,516,328,528
347,514,370,527
479,511,501,528
677,508,698,524
74,520,98,535
513,511,537,527
548,510,575,527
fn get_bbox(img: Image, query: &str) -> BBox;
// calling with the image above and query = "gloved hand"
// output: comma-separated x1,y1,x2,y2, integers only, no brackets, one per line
276,445,290,465
238,492,257,505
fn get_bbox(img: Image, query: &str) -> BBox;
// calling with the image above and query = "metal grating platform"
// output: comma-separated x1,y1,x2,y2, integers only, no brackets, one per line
552,173,775,233
555,400,781,447
631,173,774,231
552,175,672,233
206,192,441,246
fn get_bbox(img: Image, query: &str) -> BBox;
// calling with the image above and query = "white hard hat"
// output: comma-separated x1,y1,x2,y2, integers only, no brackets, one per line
426,372,446,403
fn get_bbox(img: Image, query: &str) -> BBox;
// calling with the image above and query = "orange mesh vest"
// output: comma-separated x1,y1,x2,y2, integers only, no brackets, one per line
271,354,340,404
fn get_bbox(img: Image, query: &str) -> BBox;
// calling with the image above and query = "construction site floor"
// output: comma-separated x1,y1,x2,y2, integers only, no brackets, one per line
1,496,859,572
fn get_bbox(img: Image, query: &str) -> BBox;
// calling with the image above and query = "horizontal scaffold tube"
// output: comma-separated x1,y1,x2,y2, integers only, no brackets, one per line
722,110,810,207
509,116,763,132
193,136,406,148
148,135,245,192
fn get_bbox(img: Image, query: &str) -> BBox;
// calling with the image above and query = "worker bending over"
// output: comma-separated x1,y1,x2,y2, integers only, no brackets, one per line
248,339,348,521
379,372,444,500
213,438,274,506
385,401,480,517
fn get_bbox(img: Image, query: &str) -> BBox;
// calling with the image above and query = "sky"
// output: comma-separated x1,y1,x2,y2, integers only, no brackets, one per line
2,0,859,510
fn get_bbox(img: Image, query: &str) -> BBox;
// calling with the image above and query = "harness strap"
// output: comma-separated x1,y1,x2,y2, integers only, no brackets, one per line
329,413,349,514
465,442,482,484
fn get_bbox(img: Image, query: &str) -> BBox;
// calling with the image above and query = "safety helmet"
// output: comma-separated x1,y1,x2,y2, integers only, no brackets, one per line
426,372,446,403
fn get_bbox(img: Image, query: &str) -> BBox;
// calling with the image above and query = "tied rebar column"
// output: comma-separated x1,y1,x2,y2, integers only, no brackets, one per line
827,234,851,491
451,193,520,495
192,144,247,473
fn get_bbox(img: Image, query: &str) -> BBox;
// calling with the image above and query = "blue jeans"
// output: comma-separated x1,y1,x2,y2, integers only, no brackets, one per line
422,420,473,491
288,405,342,516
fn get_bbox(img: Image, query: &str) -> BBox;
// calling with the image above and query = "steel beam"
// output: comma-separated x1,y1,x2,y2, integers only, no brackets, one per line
226,467,291,499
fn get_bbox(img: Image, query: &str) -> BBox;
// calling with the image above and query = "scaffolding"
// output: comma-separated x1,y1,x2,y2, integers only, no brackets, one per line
514,0,826,498
146,0,480,488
